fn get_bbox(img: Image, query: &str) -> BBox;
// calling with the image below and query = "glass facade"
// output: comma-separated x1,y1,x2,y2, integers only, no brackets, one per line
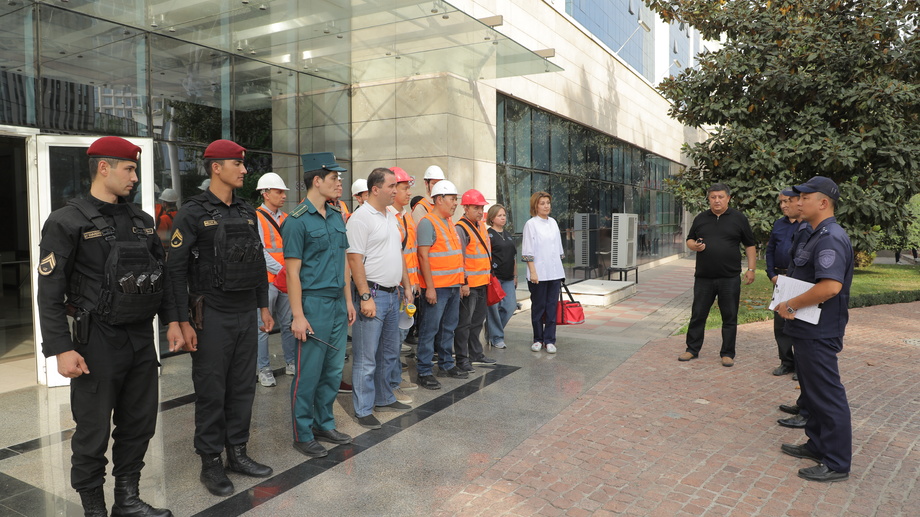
497,94,685,280
566,0,655,80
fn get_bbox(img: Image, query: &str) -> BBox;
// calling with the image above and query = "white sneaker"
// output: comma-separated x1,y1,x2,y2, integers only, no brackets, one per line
531,342,542,352
545,343,557,354
393,387,413,404
285,362,296,375
258,368,276,387
401,344,412,353
492,341,507,349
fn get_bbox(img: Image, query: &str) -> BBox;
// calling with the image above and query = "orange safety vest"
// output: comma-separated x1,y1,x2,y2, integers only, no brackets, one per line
391,207,420,286
456,218,491,288
339,199,351,222
417,198,434,215
418,213,464,289
256,208,288,283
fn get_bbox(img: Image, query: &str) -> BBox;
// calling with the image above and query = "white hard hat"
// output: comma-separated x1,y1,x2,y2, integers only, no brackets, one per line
197,178,211,191
351,178,368,196
430,180,458,197
423,165,445,180
256,172,288,191
159,188,179,203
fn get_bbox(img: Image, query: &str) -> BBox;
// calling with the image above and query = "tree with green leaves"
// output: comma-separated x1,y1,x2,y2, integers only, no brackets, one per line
647,0,920,252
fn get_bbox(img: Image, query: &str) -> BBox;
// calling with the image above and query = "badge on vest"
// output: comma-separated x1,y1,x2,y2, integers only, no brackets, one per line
38,252,56,276
83,230,103,240
203,220,218,227
170,229,183,248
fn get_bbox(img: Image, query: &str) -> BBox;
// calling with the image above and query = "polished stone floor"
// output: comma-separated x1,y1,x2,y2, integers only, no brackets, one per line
0,258,698,516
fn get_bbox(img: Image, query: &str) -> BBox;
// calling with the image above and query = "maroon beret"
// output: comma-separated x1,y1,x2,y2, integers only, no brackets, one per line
204,139,246,160
86,136,141,162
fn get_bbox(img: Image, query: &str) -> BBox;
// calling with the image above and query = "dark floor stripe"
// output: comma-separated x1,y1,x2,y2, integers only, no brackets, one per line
191,364,520,517
0,471,83,516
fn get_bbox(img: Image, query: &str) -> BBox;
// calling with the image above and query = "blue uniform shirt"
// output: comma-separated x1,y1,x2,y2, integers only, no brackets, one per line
784,217,854,339
765,216,798,279
281,199,348,297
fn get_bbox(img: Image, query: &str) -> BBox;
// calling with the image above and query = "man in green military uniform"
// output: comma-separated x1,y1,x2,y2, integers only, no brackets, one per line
283,152,357,458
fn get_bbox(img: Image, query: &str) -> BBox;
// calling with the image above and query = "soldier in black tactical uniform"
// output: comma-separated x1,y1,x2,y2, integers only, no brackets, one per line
166,139,275,496
36,136,183,517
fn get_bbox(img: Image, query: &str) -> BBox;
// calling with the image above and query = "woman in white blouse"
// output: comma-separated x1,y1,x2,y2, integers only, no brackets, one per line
521,191,565,353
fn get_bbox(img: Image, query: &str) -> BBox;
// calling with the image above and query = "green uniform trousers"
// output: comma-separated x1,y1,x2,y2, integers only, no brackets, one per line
291,294,347,442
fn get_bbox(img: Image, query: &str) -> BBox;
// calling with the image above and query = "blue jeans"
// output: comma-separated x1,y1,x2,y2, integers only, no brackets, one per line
416,287,459,376
486,278,517,344
350,289,400,418
257,283,296,370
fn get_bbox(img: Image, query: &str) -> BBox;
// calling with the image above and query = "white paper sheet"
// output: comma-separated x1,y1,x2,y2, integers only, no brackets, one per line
768,275,822,325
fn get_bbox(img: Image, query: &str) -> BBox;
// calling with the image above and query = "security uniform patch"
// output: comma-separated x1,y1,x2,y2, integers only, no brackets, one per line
203,220,218,227
171,229,183,248
38,252,56,276
818,249,836,269
83,230,103,240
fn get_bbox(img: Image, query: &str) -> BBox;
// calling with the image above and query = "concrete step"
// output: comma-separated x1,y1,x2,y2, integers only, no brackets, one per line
514,279,635,310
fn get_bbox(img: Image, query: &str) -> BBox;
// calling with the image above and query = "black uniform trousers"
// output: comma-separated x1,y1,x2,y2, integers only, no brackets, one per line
191,305,258,455
794,336,851,472
685,275,740,358
773,312,795,369
454,285,488,367
70,327,158,491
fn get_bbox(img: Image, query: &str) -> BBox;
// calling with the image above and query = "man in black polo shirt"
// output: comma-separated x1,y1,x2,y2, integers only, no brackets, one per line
681,183,757,367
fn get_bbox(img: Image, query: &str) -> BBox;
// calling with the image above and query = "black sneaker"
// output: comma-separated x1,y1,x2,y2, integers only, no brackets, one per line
375,401,411,412
471,357,497,365
416,375,441,390
457,362,475,373
357,414,382,429
437,366,469,379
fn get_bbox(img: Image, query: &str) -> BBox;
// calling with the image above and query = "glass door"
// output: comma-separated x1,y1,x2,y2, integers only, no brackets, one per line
29,135,156,387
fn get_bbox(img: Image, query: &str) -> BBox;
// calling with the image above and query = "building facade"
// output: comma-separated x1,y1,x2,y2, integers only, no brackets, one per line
0,0,703,388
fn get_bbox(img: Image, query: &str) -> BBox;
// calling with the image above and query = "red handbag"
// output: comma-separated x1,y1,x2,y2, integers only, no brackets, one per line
273,267,288,294
487,275,506,306
556,282,585,325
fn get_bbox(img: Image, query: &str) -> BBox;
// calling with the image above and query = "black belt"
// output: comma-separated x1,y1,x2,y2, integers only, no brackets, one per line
373,284,398,293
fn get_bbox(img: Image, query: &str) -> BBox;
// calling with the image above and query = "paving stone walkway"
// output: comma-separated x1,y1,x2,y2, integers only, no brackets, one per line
437,267,920,516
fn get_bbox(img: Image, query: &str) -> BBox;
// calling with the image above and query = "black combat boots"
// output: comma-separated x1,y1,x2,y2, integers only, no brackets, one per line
199,453,234,496
225,443,273,478
78,486,106,517
111,474,172,517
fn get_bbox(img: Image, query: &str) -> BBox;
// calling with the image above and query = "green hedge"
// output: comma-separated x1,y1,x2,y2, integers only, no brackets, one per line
849,290,920,308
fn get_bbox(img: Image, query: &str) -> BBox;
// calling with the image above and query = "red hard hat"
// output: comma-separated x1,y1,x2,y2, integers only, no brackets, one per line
389,166,415,186
461,189,487,206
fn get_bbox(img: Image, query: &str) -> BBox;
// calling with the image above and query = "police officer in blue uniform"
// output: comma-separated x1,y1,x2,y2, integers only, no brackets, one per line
36,136,182,517
775,176,853,483
167,139,275,496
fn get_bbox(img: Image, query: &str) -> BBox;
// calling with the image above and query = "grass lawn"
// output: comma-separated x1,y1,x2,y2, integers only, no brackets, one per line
675,260,920,334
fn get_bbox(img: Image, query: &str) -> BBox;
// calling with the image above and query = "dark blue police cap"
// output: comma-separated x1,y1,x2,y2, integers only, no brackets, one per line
781,187,796,197
793,176,840,202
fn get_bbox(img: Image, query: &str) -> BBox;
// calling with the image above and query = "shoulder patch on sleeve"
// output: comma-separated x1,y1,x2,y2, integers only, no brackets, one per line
290,203,308,218
170,229,183,248
818,249,836,269
38,252,56,276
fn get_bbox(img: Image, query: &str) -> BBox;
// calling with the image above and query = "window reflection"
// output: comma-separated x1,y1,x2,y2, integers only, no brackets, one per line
496,93,684,275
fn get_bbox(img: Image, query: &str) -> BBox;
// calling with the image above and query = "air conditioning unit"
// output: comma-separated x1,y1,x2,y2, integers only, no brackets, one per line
610,213,638,268
573,213,598,269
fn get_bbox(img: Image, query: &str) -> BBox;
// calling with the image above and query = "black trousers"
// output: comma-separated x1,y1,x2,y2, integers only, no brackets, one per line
454,285,487,366
70,329,158,491
191,305,258,455
794,336,852,472
685,275,740,358
773,312,795,368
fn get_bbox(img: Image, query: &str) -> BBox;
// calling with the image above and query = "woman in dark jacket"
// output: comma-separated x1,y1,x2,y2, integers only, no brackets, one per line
486,204,517,349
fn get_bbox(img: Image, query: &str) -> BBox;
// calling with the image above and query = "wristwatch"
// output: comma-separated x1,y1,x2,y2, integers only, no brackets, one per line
786,304,797,314
360,293,372,301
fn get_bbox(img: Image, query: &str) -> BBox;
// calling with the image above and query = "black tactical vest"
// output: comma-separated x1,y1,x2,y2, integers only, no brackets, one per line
67,199,164,326
198,200,264,292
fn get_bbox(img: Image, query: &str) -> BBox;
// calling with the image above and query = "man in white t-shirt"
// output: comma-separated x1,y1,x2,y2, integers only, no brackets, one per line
346,168,415,430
